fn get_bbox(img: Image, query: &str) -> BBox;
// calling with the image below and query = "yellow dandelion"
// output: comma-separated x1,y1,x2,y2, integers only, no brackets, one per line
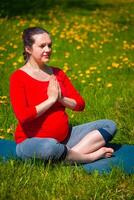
64,52,70,58
90,66,97,71
122,57,128,62
76,45,81,50
89,83,94,87
71,74,75,77
107,66,111,70
71,114,74,118
0,46,6,51
7,53,16,59
81,80,86,83
113,56,117,60
85,70,90,74
73,76,78,80
13,62,17,66
19,19,27,26
106,83,112,88
0,100,8,104
69,40,73,43
90,44,95,48
1,96,7,99
18,56,23,63
131,44,134,49
0,61,4,65
112,62,119,68
0,135,5,139
0,128,4,133
64,63,68,66
13,44,18,49
130,63,134,67
115,38,119,41
53,49,56,53
97,78,102,82
7,128,13,134
60,34,65,39
124,44,129,49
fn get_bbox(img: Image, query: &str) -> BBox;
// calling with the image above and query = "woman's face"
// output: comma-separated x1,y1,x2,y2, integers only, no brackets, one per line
27,33,52,65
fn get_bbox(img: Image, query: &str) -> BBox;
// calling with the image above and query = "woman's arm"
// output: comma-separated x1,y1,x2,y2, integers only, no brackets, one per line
57,70,85,111
10,74,58,124
36,75,59,117
10,74,37,124
58,96,77,110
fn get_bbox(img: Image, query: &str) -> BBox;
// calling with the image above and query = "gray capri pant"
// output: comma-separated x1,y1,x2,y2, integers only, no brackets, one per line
16,119,117,161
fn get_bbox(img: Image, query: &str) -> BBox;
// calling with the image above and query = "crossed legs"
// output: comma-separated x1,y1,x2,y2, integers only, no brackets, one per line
66,130,114,163
65,119,117,163
16,119,117,164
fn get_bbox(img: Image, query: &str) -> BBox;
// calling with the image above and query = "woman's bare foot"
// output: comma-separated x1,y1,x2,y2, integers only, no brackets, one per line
65,147,114,164
89,147,114,162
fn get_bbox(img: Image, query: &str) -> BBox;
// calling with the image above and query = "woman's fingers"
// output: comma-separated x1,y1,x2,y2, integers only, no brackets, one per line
49,75,58,86
47,75,59,101
48,75,62,100
57,82,62,99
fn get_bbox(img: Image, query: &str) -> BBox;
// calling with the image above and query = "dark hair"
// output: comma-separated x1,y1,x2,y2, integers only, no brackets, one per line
22,27,50,63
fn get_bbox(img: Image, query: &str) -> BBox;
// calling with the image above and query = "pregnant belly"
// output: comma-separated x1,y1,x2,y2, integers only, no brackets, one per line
22,110,69,142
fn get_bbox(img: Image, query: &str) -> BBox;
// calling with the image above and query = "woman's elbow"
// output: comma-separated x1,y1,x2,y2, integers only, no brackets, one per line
16,112,35,124
17,114,29,124
73,101,85,111
15,107,37,124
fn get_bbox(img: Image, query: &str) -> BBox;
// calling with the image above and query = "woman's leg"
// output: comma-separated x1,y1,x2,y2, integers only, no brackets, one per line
66,119,117,152
65,119,117,163
66,146,114,163
16,120,117,164
16,137,67,161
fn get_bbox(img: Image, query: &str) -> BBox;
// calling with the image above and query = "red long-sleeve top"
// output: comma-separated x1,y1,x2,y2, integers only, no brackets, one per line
10,67,85,144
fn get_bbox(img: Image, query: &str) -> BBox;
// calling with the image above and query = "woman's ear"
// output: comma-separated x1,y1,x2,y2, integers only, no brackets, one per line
25,46,32,54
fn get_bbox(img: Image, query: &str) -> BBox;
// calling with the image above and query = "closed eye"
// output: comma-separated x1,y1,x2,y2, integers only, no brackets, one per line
48,43,52,48
40,43,52,48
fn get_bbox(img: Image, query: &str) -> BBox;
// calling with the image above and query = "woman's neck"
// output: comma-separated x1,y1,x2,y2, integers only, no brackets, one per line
25,59,53,75
27,58,46,71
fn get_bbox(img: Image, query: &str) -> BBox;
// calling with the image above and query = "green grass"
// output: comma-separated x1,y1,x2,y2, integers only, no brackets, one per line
0,0,134,199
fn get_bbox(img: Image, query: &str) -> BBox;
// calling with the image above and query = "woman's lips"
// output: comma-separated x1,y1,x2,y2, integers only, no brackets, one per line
42,54,50,58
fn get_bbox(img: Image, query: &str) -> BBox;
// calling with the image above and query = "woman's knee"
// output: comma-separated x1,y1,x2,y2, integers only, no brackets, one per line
98,119,117,143
16,138,67,161
41,139,67,161
105,119,117,135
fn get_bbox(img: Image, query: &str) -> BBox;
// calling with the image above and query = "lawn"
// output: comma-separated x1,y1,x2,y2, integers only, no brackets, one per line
0,0,134,199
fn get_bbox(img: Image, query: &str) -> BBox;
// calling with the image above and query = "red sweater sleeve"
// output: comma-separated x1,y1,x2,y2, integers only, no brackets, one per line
10,72,37,124
58,69,85,111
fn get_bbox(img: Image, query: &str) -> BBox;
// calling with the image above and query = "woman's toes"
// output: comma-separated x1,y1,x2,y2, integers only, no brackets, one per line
102,147,114,158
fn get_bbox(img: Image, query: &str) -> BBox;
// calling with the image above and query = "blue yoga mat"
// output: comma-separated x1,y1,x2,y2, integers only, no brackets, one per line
83,143,134,174
0,139,17,161
0,139,134,174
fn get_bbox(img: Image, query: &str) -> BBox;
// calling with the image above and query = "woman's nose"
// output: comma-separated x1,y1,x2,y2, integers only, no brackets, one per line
44,45,51,52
